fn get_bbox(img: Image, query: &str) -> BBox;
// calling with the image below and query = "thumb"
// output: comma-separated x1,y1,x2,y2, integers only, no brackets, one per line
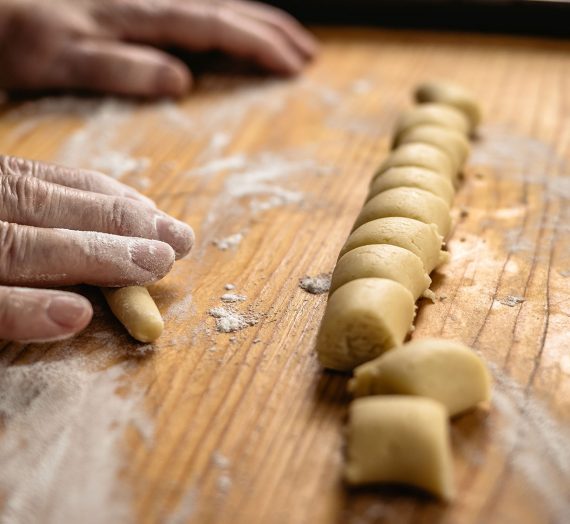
52,40,191,98
0,286,92,342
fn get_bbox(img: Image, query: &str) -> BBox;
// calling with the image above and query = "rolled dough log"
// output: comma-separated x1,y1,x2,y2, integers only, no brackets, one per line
415,81,481,132
330,245,431,300
345,396,455,501
339,217,447,273
393,125,470,174
102,286,164,343
316,278,415,371
348,338,492,417
352,187,452,237
368,166,455,206
375,143,455,182
393,103,470,142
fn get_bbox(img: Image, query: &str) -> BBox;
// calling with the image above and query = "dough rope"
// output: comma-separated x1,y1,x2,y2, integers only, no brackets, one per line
102,286,164,343
314,81,490,501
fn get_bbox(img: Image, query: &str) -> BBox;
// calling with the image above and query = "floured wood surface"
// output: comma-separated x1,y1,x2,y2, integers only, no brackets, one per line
0,28,569,524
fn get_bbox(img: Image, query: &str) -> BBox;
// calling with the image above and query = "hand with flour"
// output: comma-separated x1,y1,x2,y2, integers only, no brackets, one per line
0,155,195,342
0,0,317,97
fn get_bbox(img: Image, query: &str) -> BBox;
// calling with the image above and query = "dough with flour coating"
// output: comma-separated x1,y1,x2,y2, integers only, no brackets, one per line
368,166,455,205
345,396,455,501
316,278,415,371
339,217,447,273
330,245,431,300
375,143,455,182
394,103,470,142
415,81,481,131
349,338,492,417
352,187,452,237
393,125,470,174
102,286,164,343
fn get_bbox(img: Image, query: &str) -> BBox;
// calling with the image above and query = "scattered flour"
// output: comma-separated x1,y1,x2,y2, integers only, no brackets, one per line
299,273,332,295
216,474,233,494
490,366,570,522
0,358,152,524
499,295,526,307
212,451,231,469
208,306,258,333
220,294,246,303
224,283,236,291
213,233,244,251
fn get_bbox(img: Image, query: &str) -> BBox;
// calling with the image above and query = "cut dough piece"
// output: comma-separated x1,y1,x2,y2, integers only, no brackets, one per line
393,103,470,142
102,286,164,343
375,143,455,182
368,166,455,206
330,245,431,300
394,125,470,174
316,278,415,371
415,81,481,132
345,396,455,501
349,338,492,417
352,187,452,237
339,217,447,273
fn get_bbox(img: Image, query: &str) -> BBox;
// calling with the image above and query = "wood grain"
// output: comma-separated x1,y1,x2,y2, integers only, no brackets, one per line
1,28,569,524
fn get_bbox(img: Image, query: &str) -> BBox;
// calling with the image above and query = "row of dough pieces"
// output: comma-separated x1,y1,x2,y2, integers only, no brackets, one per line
314,81,491,501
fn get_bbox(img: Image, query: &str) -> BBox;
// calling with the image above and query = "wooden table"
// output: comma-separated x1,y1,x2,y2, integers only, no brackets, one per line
0,28,569,524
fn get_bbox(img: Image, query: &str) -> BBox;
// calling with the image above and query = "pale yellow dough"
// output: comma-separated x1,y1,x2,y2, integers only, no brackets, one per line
352,187,452,237
102,286,164,343
375,143,455,182
339,217,447,273
368,166,455,206
394,125,470,174
345,396,455,501
415,81,481,132
316,278,415,372
330,245,431,300
348,338,492,417
394,103,470,142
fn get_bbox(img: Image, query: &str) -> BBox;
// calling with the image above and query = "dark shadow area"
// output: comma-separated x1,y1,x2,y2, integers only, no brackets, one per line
270,1,570,38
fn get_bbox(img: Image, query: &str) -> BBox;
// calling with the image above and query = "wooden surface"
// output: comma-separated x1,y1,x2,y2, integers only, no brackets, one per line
1,28,570,524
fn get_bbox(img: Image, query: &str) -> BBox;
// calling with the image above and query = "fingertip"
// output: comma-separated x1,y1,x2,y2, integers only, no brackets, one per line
156,61,192,98
47,293,93,332
130,240,175,281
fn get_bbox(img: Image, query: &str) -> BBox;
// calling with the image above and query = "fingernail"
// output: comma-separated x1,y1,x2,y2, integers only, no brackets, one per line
155,216,195,259
47,295,92,329
130,240,175,277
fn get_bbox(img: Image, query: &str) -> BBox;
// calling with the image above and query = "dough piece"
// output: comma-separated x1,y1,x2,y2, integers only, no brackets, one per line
330,245,431,300
352,187,452,237
368,166,455,206
345,396,455,501
339,217,447,273
375,143,455,182
393,125,470,174
415,81,481,132
348,339,492,417
102,286,164,343
393,103,470,142
316,278,415,371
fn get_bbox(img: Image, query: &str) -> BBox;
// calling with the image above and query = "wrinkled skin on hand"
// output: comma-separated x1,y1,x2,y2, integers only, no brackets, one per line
0,155,195,342
0,0,317,97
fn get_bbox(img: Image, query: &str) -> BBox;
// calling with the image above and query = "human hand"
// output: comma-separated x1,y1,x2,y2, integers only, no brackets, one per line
0,155,194,342
0,0,317,97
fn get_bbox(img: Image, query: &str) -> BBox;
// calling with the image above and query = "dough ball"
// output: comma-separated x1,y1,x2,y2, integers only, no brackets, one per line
345,396,455,501
375,143,455,182
331,244,431,300
102,286,164,343
394,103,470,142
316,278,415,372
415,81,481,132
368,166,455,206
339,217,447,273
393,125,470,174
352,187,452,237
349,338,492,417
